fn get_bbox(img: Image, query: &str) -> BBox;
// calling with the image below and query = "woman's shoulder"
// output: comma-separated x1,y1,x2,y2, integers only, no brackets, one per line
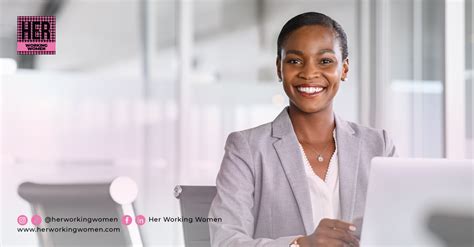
337,116,389,137
227,121,273,143
337,116,396,156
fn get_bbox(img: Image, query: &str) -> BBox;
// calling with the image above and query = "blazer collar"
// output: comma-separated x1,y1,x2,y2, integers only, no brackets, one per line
271,107,314,234
271,107,361,232
334,114,361,222
271,107,293,139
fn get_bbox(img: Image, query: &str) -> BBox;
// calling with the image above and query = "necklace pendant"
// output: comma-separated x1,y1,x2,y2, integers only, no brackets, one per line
317,155,324,162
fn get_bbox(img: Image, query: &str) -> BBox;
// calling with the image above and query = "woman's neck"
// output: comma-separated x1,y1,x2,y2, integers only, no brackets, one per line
288,104,335,144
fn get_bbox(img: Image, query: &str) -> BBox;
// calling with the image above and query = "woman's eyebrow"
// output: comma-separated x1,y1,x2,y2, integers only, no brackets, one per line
285,49,335,56
285,49,303,55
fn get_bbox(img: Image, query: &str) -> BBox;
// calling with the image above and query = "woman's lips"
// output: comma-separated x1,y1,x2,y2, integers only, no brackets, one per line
295,85,326,97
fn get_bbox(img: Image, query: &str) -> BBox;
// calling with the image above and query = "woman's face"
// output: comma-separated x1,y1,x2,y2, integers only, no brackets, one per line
277,25,349,114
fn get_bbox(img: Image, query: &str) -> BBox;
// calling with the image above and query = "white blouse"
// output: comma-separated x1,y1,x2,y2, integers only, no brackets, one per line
298,130,341,228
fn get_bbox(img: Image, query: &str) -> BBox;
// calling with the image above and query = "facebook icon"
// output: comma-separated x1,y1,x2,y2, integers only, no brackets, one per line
122,215,132,226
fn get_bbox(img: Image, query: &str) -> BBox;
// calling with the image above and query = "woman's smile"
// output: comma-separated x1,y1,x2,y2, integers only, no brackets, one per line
295,84,327,98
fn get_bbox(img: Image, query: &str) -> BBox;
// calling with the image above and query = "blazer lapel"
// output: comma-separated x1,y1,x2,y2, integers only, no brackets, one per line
335,115,361,222
272,108,315,235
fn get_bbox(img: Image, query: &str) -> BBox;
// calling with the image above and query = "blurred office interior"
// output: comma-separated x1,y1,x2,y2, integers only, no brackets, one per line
0,0,473,245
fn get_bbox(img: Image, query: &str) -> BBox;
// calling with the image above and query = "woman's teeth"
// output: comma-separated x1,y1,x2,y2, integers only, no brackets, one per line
296,86,324,94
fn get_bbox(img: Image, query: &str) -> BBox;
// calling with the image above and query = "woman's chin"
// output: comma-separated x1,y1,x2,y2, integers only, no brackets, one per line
291,103,327,115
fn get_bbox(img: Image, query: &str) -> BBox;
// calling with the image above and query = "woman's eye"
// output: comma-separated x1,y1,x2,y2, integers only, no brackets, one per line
320,58,333,64
287,59,301,64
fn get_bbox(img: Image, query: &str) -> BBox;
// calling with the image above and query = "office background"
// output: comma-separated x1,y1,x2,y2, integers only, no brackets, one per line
1,0,472,245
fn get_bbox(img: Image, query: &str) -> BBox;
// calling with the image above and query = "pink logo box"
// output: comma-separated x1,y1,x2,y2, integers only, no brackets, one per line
17,16,56,55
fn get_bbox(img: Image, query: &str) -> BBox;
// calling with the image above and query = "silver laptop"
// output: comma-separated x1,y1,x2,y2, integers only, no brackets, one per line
361,158,473,247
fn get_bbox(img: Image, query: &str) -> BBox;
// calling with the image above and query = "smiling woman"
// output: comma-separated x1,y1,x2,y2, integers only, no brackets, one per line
208,12,397,247
278,24,348,117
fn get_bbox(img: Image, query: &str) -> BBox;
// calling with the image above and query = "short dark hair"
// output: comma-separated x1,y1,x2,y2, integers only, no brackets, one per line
277,12,348,60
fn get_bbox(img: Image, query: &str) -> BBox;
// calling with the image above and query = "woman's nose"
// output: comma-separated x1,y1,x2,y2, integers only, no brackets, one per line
298,63,320,80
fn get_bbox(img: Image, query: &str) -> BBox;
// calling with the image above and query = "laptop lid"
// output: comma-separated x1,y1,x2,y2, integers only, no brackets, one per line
361,158,473,246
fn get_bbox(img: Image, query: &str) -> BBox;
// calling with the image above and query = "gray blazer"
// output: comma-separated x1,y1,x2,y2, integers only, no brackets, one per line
209,107,397,246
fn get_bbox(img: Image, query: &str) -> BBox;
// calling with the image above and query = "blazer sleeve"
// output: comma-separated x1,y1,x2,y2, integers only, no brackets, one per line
208,132,299,247
382,129,398,157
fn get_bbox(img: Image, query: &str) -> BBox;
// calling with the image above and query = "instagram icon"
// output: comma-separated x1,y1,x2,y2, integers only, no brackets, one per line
17,215,28,225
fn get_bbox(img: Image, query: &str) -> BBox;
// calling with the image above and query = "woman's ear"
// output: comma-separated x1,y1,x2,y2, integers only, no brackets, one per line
341,58,349,81
276,57,282,81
